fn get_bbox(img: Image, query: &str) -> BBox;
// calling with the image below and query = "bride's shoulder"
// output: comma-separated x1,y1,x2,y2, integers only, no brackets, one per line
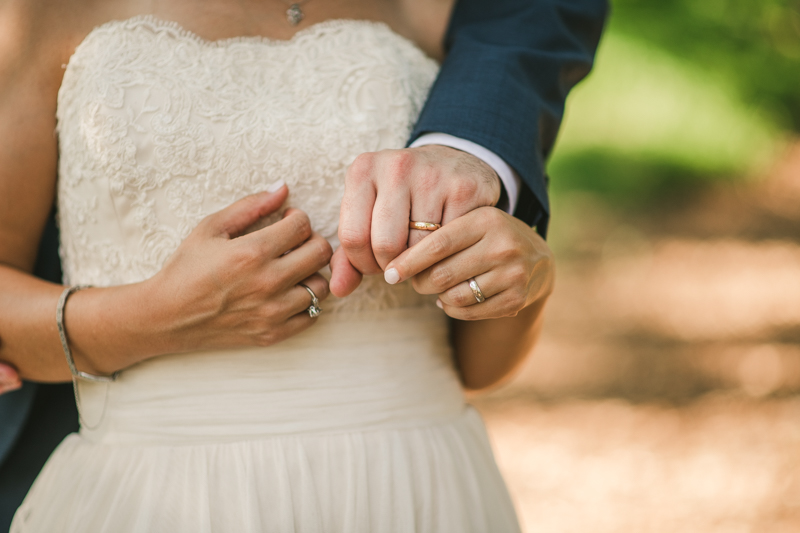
0,0,78,89
394,0,454,61
0,0,125,91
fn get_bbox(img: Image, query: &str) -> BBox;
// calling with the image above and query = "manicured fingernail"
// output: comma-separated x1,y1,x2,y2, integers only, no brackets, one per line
436,299,443,309
384,268,400,285
267,179,286,193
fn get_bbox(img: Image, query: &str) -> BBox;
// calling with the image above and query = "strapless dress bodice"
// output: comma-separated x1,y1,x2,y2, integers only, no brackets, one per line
56,15,437,313
54,15,462,437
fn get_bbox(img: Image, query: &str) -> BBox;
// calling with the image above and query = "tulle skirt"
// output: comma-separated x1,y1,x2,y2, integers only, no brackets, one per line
11,308,520,532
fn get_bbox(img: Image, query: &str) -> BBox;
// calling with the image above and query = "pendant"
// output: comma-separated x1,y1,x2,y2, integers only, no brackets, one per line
286,3,304,26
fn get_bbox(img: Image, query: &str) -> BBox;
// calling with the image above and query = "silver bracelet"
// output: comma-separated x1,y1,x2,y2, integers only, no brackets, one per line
57,285,118,382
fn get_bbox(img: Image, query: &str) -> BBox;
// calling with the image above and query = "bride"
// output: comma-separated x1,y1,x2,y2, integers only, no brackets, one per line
1,0,554,531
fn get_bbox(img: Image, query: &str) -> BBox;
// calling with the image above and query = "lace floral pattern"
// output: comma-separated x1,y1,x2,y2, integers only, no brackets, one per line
56,16,439,312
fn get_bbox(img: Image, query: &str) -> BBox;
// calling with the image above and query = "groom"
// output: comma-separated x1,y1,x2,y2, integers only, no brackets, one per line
0,0,608,527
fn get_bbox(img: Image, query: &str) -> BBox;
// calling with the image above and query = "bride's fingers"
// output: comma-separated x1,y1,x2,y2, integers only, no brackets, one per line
274,232,334,287
206,184,288,239
384,215,483,285
439,289,519,321
271,310,320,344
282,273,329,318
410,237,491,295
247,208,314,258
266,274,329,342
437,271,502,309
299,272,330,302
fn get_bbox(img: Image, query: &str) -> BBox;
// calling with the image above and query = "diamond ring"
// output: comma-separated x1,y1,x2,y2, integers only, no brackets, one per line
299,283,321,318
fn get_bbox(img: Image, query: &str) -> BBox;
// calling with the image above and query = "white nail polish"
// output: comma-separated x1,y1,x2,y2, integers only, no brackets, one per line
436,299,443,309
384,268,400,285
267,179,286,193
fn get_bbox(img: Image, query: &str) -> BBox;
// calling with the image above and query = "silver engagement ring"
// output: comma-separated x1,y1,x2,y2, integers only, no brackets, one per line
468,278,486,304
299,284,322,318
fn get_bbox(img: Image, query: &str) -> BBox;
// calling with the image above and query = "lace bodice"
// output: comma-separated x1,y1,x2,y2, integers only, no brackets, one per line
56,16,439,312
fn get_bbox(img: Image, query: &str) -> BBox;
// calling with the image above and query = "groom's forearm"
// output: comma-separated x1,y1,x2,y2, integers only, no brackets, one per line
411,0,610,232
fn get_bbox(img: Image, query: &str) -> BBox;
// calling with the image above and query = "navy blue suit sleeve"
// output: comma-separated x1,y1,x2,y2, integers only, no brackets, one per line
409,0,609,236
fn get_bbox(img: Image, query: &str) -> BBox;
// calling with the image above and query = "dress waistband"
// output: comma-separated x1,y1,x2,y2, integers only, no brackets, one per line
77,307,465,444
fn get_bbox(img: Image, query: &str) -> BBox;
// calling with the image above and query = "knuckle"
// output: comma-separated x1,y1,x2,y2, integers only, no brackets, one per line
347,152,376,181
312,236,334,261
231,246,260,270
509,264,528,284
428,233,451,258
389,150,416,172
410,276,424,294
386,151,416,184
372,236,404,258
314,280,331,301
288,212,312,238
429,265,454,292
255,329,278,347
448,287,471,307
259,302,282,322
449,180,480,206
487,208,507,228
338,227,370,251
493,240,518,263
195,215,213,233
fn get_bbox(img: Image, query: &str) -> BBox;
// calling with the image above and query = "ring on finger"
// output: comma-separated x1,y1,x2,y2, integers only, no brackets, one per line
467,278,486,304
299,283,322,318
409,221,441,231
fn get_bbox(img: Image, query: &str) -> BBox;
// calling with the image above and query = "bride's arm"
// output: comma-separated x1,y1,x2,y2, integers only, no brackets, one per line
382,208,554,391
0,5,80,382
0,11,332,383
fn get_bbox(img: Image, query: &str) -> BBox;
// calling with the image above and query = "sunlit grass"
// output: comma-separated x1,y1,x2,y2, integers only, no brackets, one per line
548,30,785,203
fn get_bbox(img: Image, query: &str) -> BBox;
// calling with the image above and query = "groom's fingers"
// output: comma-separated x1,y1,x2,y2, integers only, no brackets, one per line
371,179,411,270
408,183,445,249
339,154,382,276
329,246,363,298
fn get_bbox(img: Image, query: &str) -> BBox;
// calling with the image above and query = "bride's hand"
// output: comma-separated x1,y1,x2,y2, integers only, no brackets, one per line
148,183,332,352
381,207,554,320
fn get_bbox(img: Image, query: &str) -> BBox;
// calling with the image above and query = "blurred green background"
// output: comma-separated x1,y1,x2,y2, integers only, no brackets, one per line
548,0,797,211
480,4,800,530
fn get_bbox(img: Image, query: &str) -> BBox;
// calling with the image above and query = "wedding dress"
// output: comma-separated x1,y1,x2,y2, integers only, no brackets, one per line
11,16,520,533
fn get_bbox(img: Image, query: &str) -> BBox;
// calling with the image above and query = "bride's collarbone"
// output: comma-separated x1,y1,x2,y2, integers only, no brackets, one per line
58,0,449,61
76,0,395,41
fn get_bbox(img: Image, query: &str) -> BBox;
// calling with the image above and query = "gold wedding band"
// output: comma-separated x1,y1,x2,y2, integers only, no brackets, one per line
468,278,486,303
409,221,441,231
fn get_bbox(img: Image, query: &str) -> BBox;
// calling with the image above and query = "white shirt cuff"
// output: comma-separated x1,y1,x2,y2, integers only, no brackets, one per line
409,133,521,214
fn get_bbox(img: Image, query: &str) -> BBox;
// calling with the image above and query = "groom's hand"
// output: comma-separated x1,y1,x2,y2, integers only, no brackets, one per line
330,145,502,297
